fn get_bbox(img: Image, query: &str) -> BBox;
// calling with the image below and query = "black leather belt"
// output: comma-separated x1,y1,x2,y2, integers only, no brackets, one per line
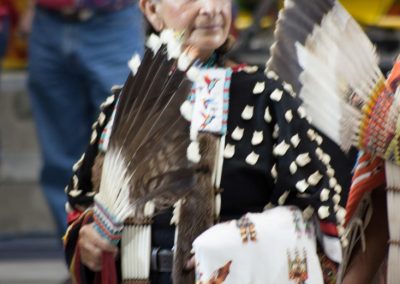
38,6,94,22
151,247,173,273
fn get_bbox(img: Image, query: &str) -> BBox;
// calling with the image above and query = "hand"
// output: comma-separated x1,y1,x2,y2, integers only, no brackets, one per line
185,255,196,271
17,5,34,38
78,223,119,272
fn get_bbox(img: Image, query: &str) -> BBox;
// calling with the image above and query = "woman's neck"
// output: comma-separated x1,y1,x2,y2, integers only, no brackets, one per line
201,53,218,68
197,49,217,64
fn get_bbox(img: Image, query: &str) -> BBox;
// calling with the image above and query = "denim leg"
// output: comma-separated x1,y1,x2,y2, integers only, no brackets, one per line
78,5,144,112
0,15,10,59
28,6,144,237
28,10,92,236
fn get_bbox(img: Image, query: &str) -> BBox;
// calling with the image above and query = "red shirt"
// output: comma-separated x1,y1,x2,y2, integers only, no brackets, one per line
37,0,135,10
0,0,17,25
36,0,75,9
0,7,8,17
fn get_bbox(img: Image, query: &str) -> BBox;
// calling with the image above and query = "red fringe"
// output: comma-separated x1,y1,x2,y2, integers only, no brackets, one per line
345,152,385,226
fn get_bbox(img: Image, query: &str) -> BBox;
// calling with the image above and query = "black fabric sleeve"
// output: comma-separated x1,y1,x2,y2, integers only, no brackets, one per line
266,79,346,236
65,92,119,212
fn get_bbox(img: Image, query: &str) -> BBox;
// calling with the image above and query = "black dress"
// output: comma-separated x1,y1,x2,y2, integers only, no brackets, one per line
64,66,354,284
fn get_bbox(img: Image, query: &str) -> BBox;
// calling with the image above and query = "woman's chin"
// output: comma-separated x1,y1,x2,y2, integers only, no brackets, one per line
191,39,226,53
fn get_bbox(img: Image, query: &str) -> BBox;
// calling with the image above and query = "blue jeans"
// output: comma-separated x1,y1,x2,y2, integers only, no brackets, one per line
28,5,144,237
0,15,9,59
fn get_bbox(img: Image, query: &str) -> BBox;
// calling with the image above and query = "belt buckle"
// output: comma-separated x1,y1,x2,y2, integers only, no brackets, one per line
151,247,173,273
61,8,93,21
77,9,93,21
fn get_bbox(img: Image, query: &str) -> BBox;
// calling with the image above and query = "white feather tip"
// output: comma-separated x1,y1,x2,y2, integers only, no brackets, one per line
178,52,193,72
186,66,201,82
187,141,201,163
146,34,162,54
128,53,141,75
160,29,174,44
180,100,193,121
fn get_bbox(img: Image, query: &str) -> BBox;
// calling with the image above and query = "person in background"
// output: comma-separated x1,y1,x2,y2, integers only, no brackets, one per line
20,0,144,237
0,0,13,170
0,0,14,60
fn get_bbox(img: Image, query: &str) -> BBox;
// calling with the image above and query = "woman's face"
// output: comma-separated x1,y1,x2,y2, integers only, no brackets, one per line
141,0,232,59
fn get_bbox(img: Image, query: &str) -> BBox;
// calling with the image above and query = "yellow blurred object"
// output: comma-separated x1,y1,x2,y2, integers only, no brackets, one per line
235,11,253,30
1,0,28,70
237,0,400,30
340,0,395,26
375,15,400,29
234,11,274,30
260,16,274,29
2,34,27,69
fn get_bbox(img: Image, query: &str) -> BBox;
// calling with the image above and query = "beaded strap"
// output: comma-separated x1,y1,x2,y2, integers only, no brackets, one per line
359,80,400,166
93,200,124,245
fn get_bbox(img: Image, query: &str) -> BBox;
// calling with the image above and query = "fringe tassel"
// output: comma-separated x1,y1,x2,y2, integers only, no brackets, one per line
213,136,225,220
121,224,152,281
385,161,400,284
171,200,182,259
213,135,225,191
337,194,373,283
122,280,150,284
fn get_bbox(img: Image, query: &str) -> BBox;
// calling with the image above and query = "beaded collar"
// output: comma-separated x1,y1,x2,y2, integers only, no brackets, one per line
181,53,232,136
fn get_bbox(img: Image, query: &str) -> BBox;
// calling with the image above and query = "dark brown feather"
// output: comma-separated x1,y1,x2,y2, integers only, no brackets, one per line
91,153,105,193
102,40,214,220
113,47,155,128
99,37,218,283
111,46,174,146
172,133,218,284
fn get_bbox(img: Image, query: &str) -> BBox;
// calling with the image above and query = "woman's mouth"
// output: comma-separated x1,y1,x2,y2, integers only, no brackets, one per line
195,24,222,30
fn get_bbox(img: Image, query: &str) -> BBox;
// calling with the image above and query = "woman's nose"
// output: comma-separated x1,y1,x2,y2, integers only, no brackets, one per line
198,0,223,15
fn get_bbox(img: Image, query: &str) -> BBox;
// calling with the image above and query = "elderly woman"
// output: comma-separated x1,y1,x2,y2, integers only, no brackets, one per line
63,0,353,283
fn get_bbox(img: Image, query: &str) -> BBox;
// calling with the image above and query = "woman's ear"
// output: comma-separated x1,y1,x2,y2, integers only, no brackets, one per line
139,0,164,32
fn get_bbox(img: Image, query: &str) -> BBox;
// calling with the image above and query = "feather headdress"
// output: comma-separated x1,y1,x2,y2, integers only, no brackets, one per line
268,0,400,283
268,0,387,153
93,30,219,283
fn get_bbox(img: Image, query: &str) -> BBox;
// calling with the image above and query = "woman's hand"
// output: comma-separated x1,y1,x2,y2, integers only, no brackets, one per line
185,255,196,271
78,223,118,272
17,0,35,39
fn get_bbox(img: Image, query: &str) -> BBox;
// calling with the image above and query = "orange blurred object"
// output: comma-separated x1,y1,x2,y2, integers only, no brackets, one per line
0,0,28,70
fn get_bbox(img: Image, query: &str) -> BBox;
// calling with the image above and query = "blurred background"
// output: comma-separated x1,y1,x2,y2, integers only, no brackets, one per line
0,1,69,283
1,0,400,283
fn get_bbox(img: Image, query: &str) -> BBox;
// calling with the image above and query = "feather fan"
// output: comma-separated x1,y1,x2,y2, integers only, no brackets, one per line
94,31,193,231
268,0,387,153
268,0,400,283
93,30,218,283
